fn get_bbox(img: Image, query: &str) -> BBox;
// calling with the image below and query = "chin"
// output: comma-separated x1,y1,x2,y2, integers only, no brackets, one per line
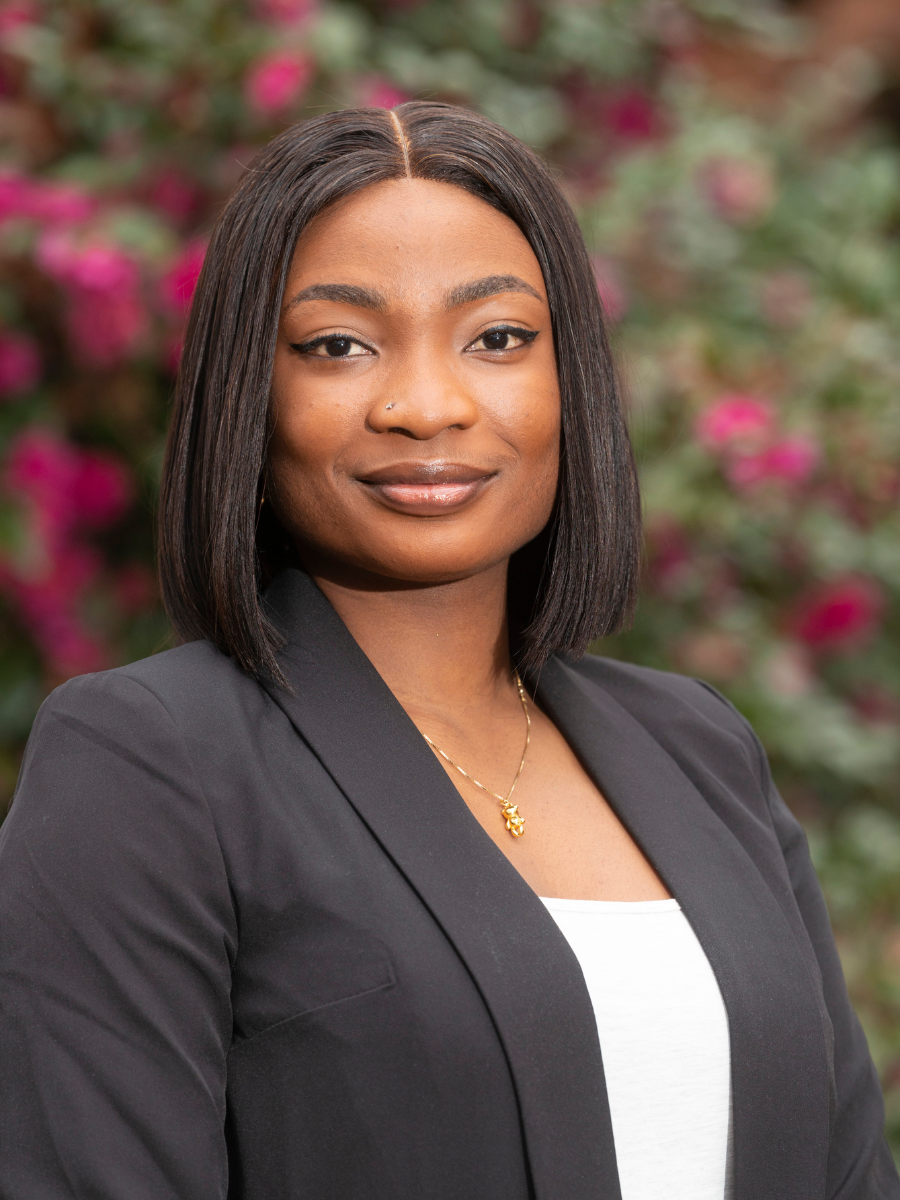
351,542,514,587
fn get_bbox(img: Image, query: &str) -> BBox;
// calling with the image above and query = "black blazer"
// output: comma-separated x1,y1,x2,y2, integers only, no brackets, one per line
0,567,896,1200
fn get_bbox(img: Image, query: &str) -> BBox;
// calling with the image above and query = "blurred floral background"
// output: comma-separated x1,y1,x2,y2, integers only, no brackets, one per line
0,0,898,1155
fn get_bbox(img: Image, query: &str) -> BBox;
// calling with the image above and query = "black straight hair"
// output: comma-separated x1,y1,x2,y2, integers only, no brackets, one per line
158,101,641,683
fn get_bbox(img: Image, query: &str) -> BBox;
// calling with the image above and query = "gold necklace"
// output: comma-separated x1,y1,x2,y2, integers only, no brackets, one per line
421,673,531,838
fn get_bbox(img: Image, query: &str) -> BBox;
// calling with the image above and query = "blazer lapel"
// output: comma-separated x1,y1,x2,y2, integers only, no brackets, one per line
261,569,621,1200
533,655,833,1200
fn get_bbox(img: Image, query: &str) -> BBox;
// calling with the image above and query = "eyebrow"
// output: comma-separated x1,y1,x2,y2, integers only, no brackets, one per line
284,273,543,314
446,274,543,308
286,283,387,311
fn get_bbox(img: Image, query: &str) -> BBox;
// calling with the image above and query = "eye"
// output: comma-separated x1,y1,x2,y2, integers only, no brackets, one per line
467,326,538,353
292,334,373,358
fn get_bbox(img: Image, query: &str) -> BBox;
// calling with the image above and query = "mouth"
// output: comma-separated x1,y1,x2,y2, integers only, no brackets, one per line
357,461,497,515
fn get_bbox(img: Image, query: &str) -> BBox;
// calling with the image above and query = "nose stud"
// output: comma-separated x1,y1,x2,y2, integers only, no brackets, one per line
385,402,394,411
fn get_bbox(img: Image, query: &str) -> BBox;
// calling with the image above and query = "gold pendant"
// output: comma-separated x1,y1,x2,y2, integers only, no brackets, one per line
502,802,525,838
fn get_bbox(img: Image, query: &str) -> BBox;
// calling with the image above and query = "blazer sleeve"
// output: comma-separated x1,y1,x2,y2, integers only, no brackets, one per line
0,670,236,1200
730,707,900,1198
763,775,899,1199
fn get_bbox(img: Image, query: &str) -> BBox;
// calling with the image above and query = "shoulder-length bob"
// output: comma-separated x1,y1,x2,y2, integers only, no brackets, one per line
158,101,641,682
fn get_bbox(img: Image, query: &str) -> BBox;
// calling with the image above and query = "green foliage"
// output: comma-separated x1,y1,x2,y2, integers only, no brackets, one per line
0,0,898,1153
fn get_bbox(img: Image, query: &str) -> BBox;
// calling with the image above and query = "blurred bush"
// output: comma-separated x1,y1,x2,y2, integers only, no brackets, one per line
0,0,898,1154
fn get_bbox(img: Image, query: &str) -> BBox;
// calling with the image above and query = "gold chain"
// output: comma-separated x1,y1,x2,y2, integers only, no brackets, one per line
421,673,530,838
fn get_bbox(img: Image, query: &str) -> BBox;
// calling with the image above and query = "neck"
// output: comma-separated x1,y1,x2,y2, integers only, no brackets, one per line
307,559,515,720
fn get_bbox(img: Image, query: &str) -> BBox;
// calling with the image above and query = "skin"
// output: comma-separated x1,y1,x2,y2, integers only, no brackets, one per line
268,177,668,901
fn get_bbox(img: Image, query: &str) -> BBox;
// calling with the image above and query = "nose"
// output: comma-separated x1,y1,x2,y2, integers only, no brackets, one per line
366,359,479,439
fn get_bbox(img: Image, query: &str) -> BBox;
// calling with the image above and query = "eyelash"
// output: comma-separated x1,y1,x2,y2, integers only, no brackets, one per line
290,325,539,358
469,325,539,352
291,333,375,356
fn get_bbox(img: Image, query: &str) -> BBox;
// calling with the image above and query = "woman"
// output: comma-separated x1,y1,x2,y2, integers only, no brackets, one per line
0,102,895,1200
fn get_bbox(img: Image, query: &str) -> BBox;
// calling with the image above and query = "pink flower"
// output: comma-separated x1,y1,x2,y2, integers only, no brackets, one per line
34,229,78,278
244,51,313,115
4,428,132,531
0,171,35,221
37,233,138,290
591,256,628,323
0,175,94,228
761,435,820,482
66,289,147,368
68,243,139,292
37,235,147,366
695,394,774,450
0,428,130,676
0,0,38,40
0,330,40,396
724,453,773,488
4,428,77,521
566,84,659,141
39,622,107,675
21,538,102,596
605,89,658,141
702,156,774,224
727,435,820,489
358,78,410,110
147,168,201,223
71,450,133,527
10,551,108,675
792,576,885,653
159,240,207,315
253,0,317,26
30,181,95,227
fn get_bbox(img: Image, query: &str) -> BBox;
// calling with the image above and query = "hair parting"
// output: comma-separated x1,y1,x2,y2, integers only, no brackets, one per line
389,108,413,178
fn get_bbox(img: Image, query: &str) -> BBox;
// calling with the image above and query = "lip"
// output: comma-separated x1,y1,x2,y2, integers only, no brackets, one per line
357,461,497,515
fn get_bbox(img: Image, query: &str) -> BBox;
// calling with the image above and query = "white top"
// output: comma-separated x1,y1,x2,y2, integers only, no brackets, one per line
540,897,733,1200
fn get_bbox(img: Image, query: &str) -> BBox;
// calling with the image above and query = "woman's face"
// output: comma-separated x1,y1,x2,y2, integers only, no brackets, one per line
267,177,560,587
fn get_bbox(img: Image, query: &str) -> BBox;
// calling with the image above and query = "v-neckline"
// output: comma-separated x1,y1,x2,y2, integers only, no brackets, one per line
261,567,834,1200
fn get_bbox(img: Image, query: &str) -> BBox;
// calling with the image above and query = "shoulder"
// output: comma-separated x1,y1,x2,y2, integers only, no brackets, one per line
569,653,746,727
37,638,268,743
13,641,277,818
3,647,238,962
565,653,767,782
73,636,251,703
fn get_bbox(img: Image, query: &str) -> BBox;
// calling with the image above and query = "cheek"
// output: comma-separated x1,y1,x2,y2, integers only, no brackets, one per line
528,427,561,529
523,386,561,524
477,389,559,554
270,410,331,480
530,395,562,469
499,376,561,493
266,407,351,550
268,369,354,491
499,344,560,446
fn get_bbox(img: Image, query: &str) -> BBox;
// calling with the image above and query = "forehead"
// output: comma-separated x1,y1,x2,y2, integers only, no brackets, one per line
285,177,546,300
